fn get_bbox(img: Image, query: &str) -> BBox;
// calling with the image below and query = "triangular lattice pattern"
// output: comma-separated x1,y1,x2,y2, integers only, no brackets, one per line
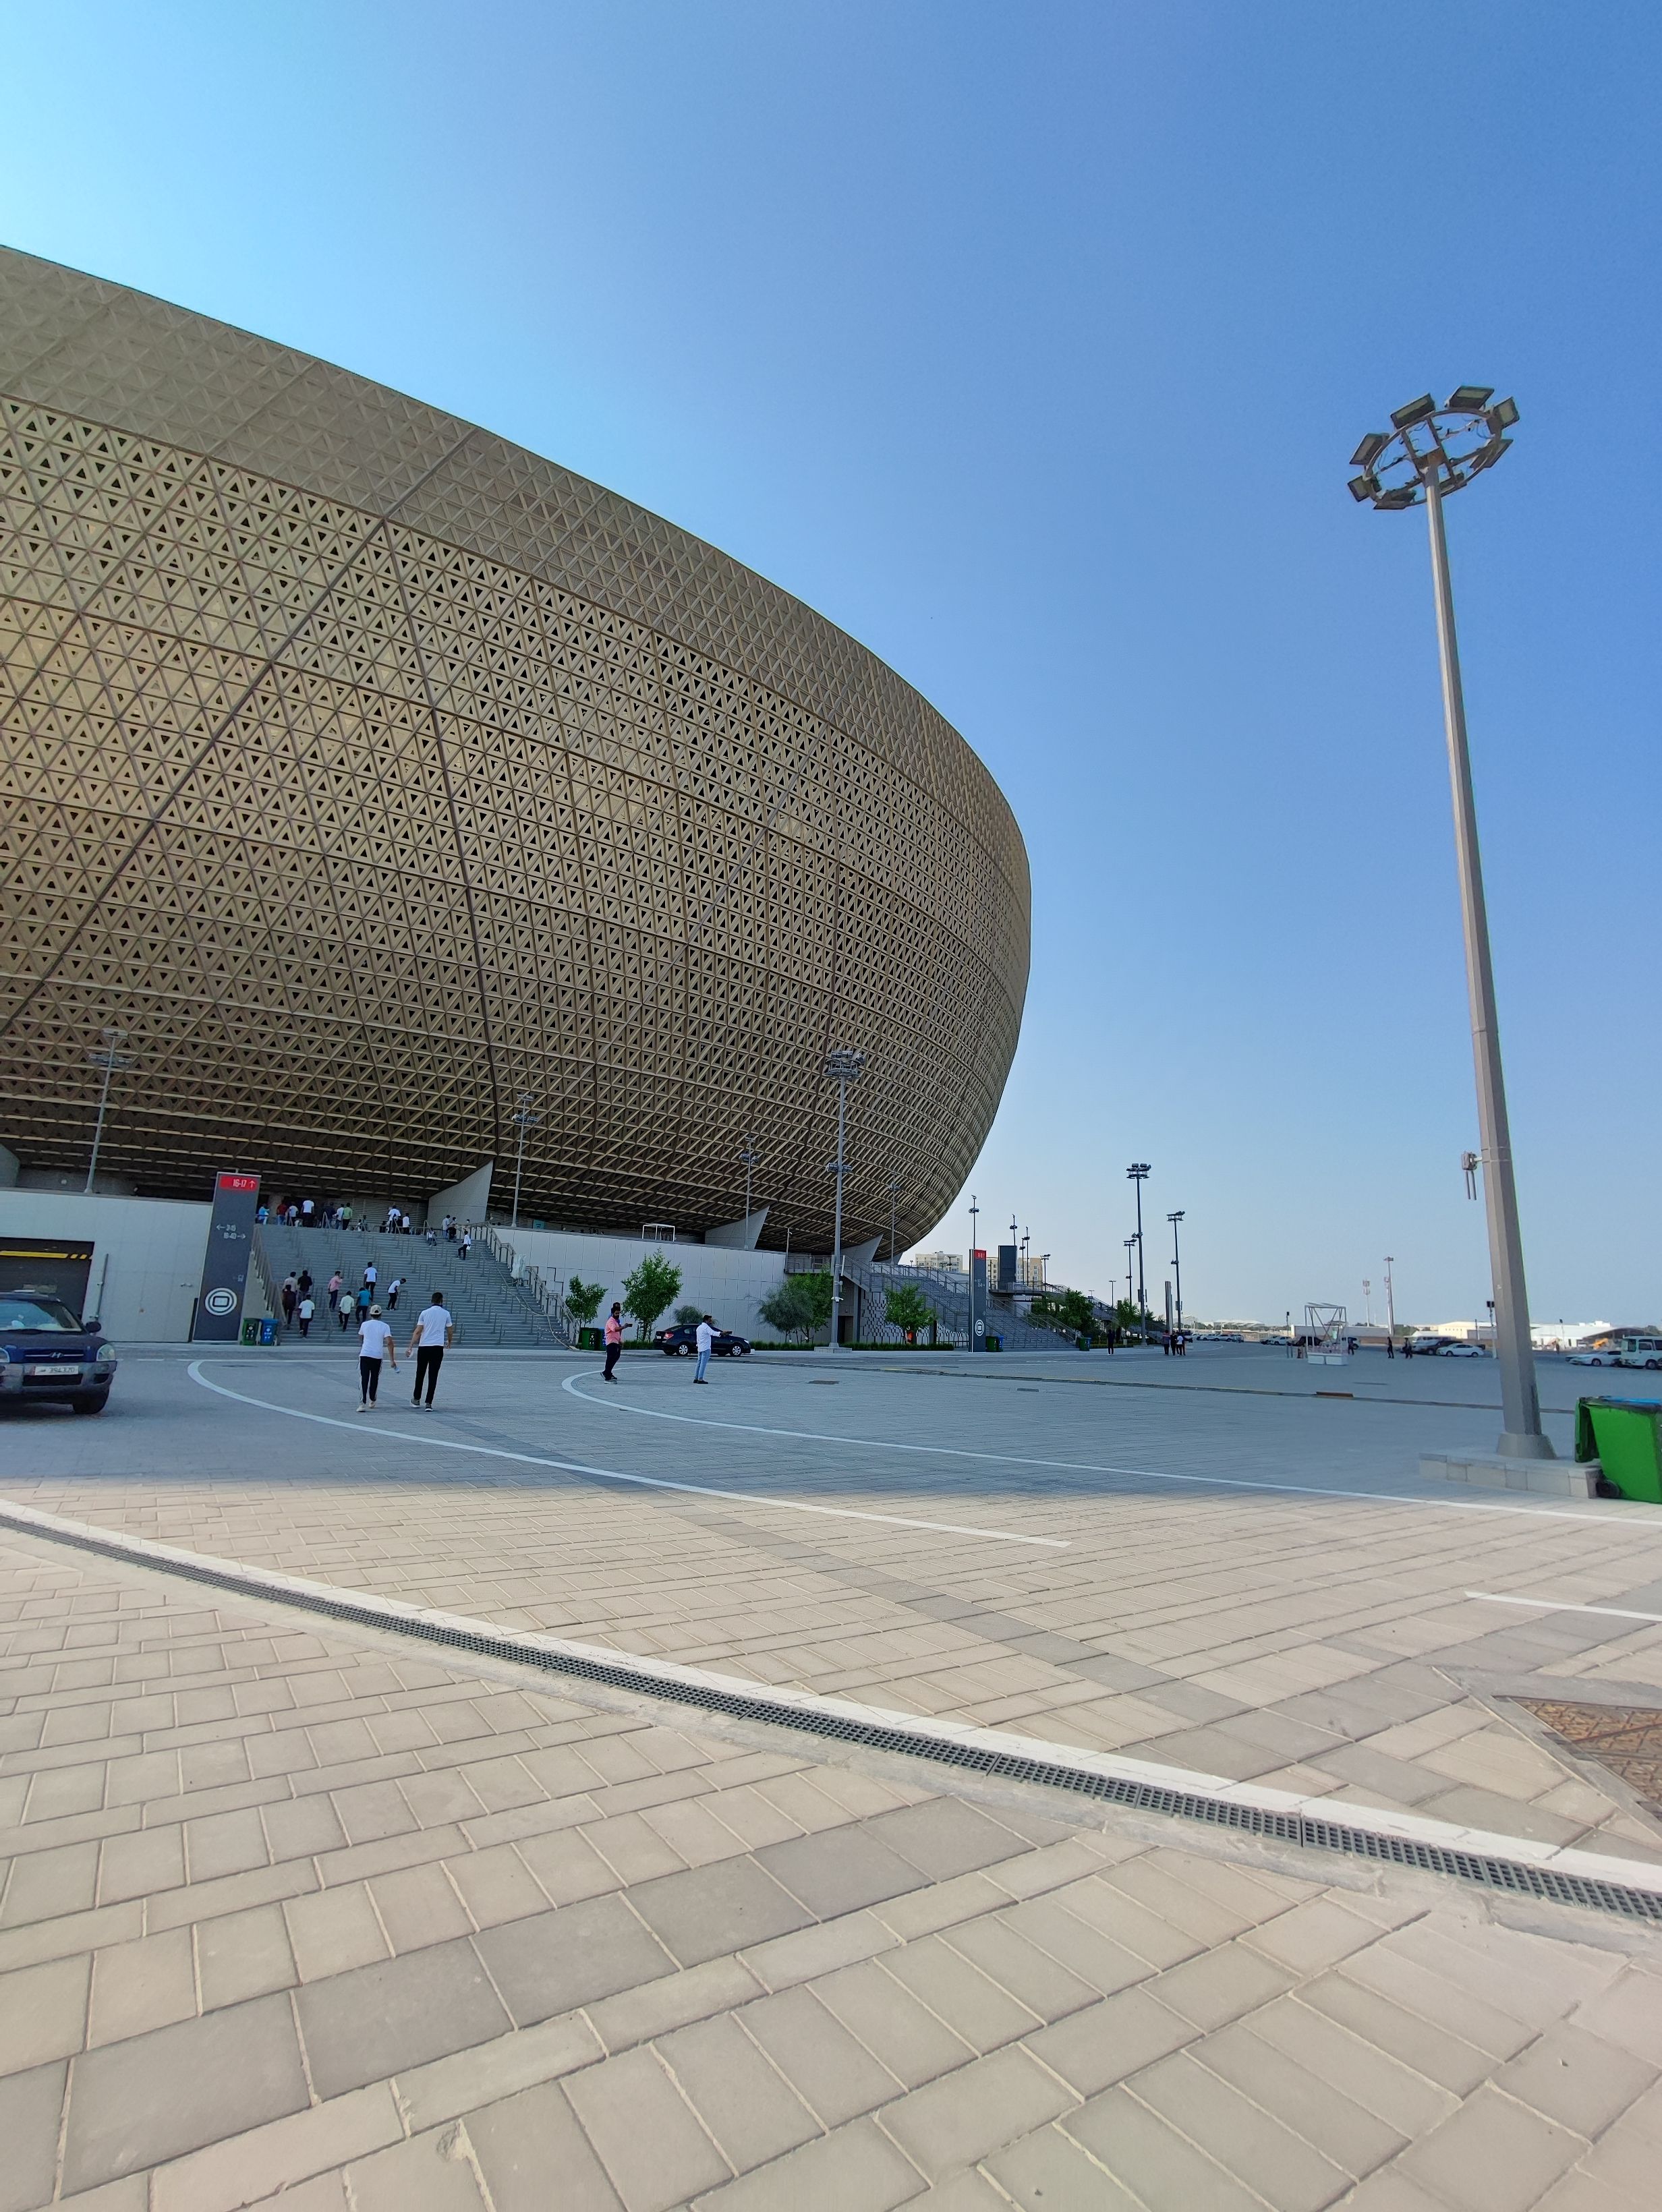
0,251,1029,1248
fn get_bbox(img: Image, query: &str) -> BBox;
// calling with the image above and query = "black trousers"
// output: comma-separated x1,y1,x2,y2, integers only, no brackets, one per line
602,1341,621,1381
414,1345,445,1403
359,1356,382,1403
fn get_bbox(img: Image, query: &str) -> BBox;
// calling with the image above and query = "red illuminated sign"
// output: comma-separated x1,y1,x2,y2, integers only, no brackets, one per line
217,1173,260,1192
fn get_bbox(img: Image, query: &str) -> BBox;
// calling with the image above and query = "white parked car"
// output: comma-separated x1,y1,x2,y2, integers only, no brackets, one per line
1435,1342,1487,1358
1568,1346,1621,1368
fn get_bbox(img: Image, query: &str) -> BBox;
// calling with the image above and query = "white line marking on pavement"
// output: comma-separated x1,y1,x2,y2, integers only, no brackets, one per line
1466,1591,1662,1625
560,1374,1662,1532
184,1363,1065,1549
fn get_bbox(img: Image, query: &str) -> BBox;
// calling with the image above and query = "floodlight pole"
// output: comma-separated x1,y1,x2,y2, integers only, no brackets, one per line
1422,469,1549,1456
1168,1211,1184,1337
824,1051,865,1351
84,1029,132,1193
1126,1164,1150,1338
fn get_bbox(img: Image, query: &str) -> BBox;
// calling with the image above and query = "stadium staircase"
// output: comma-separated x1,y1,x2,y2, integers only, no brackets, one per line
804,1253,1080,1353
254,1223,561,1349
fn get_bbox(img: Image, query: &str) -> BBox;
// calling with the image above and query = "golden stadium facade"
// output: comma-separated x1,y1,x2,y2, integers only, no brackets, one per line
0,249,1029,1248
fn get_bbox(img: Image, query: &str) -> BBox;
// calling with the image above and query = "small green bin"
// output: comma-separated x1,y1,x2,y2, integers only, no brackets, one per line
1575,1397,1662,1504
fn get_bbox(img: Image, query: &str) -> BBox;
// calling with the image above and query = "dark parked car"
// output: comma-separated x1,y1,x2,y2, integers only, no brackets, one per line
654,1323,751,1358
0,1291,118,1414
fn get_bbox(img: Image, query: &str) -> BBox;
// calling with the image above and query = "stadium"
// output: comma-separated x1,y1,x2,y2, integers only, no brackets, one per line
0,250,1028,1250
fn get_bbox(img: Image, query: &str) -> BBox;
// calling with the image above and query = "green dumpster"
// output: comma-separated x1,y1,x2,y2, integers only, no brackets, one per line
1576,1397,1662,1504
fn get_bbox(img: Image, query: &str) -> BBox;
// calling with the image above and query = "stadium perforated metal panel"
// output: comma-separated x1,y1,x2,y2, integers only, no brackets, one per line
0,250,1028,1246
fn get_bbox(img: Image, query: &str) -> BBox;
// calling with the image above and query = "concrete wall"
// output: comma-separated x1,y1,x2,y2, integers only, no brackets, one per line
496,1227,789,1341
0,1190,209,1341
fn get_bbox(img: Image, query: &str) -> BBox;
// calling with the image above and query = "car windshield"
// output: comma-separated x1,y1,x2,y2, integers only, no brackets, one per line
0,1294,83,1332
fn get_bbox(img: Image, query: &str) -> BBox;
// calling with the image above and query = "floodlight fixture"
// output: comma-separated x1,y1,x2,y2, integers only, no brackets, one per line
1350,432,1389,470
1342,384,1549,1459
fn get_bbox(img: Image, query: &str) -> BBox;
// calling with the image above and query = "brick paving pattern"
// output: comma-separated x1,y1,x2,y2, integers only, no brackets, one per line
3,1533,1661,2210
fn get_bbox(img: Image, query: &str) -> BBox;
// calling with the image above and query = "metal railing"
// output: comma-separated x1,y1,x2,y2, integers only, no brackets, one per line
476,1226,571,1345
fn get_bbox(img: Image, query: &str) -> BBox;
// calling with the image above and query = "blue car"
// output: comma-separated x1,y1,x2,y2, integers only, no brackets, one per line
0,1290,119,1414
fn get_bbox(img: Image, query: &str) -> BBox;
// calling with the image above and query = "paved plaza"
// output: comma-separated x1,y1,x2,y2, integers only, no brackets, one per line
3,1343,1662,2205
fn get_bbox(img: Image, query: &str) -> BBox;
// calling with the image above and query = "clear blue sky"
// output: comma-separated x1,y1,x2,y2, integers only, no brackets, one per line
4,1,1657,1325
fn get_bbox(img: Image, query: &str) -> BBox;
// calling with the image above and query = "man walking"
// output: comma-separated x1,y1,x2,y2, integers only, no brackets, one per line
281,1273,298,1326
363,1260,377,1292
337,1286,356,1332
409,1291,454,1408
386,1277,401,1312
602,1303,624,1384
693,1313,715,1384
296,1293,315,1338
357,1304,397,1408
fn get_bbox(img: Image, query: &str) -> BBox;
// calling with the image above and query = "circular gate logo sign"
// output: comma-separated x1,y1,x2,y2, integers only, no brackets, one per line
203,1287,239,1316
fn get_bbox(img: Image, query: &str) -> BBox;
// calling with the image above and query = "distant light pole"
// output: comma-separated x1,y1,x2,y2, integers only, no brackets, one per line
1348,387,1549,1459
1363,1278,1373,1326
84,1028,135,1192
509,1093,540,1229
824,1049,865,1351
1126,1164,1151,1337
968,1192,980,1345
739,1135,759,1220
1168,1211,1185,1337
1124,1238,1137,1320
1384,1256,1396,1342
888,1178,900,1262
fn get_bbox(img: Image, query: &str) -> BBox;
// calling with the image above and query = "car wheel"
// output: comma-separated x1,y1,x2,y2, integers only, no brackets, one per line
1649,1360,1661,1371
676,1342,692,1357
71,1391,109,1416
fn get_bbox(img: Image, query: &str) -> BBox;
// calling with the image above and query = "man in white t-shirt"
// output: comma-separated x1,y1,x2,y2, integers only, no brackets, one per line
356,1306,397,1408
408,1293,455,1408
693,1314,715,1385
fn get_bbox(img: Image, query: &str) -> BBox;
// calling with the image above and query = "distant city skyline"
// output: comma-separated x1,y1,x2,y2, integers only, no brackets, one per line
3,0,1655,1318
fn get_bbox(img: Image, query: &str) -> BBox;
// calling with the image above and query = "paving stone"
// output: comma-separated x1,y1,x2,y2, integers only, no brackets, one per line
467,2080,624,2211
149,2081,403,2212
737,1985,903,2126
626,1855,814,1969
688,2118,921,2211
513,1826,621,1904
813,1957,978,2089
943,1911,1101,2023
1063,2084,1265,2211
441,1843,548,1929
879,2044,1075,2182
183,1809,269,1884
283,1883,389,1981
565,2045,731,2211
1,1837,99,1925
1023,1986,1198,2097
88,1929,196,2046
473,1893,675,2022
62,1993,308,2194
884,1935,1039,2052
862,1799,1032,1882
345,2125,489,2211
295,1937,513,2098
1495,2022,1657,2139
394,2011,602,2133
0,2059,66,2212
1190,2018,1408,2177
656,2012,820,2171
196,1904,297,2010
985,2122,1145,2209
1128,2047,1351,2212
0,1948,92,2072
1396,2085,1586,2211
369,1861,472,1952
1143,1938,1295,2030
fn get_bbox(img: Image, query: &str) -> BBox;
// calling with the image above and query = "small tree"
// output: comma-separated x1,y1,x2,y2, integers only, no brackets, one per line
884,1283,933,1344
1057,1287,1096,1338
622,1251,683,1339
565,1275,604,1328
757,1271,834,1345
674,1303,704,1327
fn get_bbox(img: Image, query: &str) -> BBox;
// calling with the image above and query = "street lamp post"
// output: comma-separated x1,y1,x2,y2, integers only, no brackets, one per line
888,1178,900,1262
824,1049,865,1351
1124,1237,1137,1324
969,1192,980,1347
1384,1256,1396,1343
739,1136,759,1221
509,1093,540,1229
1168,1211,1185,1337
1126,1164,1151,1338
1348,388,1549,1458
84,1028,135,1193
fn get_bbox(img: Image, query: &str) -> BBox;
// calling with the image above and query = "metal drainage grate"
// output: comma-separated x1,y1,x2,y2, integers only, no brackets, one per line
10,1509,1662,1925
